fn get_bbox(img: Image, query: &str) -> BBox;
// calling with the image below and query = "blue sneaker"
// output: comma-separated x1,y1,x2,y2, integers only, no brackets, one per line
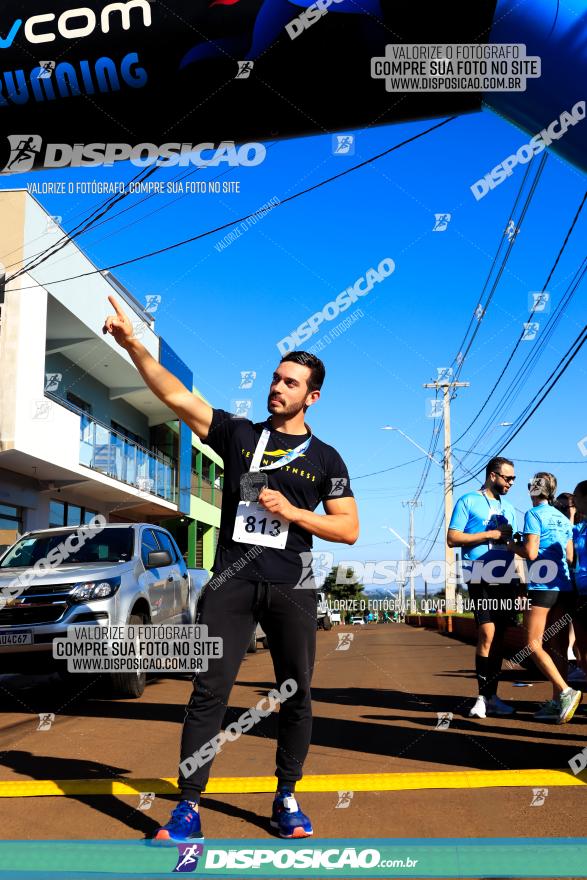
270,791,313,839
153,800,203,844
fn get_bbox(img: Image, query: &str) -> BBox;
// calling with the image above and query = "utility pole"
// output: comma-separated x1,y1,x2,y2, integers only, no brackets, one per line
423,377,469,613
402,499,422,614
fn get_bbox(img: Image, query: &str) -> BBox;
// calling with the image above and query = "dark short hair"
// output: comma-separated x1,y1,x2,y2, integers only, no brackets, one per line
553,492,574,513
574,480,587,498
280,351,325,393
485,456,514,480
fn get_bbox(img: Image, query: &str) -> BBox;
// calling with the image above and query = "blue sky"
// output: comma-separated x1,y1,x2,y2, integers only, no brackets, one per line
4,107,587,579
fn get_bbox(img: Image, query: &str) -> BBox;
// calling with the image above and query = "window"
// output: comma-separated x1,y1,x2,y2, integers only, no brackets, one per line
49,500,100,528
0,503,22,531
1,528,133,568
66,504,82,526
49,500,66,527
66,392,92,414
0,504,22,554
195,522,204,568
141,528,160,566
154,530,177,563
112,420,143,447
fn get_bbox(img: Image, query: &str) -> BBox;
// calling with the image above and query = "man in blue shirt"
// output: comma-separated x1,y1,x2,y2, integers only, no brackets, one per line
448,456,518,719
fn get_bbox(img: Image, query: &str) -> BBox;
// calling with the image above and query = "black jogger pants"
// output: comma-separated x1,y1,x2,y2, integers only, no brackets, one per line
178,576,317,798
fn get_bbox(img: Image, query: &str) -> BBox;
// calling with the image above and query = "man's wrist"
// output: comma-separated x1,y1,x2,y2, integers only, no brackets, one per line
122,335,143,353
288,505,303,525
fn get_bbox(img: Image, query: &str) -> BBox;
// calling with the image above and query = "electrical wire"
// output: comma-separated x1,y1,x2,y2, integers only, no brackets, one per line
8,117,458,291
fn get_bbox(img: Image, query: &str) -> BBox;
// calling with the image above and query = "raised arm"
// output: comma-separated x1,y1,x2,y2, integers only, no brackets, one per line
103,295,213,440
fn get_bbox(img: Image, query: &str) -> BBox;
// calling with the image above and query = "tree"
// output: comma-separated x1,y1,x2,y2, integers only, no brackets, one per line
322,565,364,606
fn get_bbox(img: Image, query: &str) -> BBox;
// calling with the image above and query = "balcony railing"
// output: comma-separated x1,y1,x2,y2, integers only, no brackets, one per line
191,471,223,509
46,393,177,503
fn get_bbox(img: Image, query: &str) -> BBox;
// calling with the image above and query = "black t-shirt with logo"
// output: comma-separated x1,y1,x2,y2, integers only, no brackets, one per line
204,409,354,584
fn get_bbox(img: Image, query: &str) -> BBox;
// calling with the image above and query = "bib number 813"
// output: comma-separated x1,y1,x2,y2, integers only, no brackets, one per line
245,515,281,537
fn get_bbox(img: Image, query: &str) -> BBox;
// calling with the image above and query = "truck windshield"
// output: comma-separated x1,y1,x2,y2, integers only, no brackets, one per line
0,528,134,568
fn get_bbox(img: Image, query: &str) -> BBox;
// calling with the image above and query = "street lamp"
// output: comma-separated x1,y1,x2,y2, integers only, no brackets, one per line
381,426,443,468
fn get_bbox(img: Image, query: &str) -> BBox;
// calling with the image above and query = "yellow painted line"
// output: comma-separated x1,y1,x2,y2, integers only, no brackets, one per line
0,769,584,797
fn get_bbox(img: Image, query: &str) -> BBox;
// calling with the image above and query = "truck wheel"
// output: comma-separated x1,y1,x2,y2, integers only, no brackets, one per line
109,613,147,699
246,630,258,653
322,614,332,631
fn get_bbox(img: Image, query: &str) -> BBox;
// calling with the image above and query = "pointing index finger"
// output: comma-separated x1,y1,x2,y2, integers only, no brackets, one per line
108,294,125,318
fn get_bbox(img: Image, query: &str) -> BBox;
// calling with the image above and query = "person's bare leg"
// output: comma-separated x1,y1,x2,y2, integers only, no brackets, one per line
525,607,568,699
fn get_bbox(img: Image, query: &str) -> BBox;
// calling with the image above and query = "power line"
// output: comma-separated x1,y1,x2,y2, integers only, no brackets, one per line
453,322,587,487
451,155,546,381
453,255,587,475
351,455,425,480
453,189,587,446
9,117,457,291
5,164,161,282
454,448,587,465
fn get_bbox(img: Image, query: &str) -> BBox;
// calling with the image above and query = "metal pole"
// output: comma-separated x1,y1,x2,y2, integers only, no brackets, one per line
423,379,469,613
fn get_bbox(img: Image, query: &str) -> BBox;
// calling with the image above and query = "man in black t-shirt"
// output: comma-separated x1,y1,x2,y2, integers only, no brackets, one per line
103,296,359,842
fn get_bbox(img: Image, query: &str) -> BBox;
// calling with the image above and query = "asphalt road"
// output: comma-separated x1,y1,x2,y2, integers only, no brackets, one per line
0,623,585,877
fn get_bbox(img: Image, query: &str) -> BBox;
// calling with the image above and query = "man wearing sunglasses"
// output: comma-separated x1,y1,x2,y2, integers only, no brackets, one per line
448,456,518,719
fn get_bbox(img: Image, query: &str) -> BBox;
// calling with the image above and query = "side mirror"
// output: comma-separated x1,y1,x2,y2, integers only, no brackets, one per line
147,550,172,568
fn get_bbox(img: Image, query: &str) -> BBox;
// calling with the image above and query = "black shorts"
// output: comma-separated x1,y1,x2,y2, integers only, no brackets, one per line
527,589,576,612
468,582,518,627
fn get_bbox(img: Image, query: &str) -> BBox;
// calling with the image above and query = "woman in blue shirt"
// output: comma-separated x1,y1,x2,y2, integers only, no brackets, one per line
572,480,587,680
509,472,581,723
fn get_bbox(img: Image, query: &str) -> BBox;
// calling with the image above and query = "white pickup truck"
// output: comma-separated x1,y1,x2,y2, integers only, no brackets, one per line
0,522,208,697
